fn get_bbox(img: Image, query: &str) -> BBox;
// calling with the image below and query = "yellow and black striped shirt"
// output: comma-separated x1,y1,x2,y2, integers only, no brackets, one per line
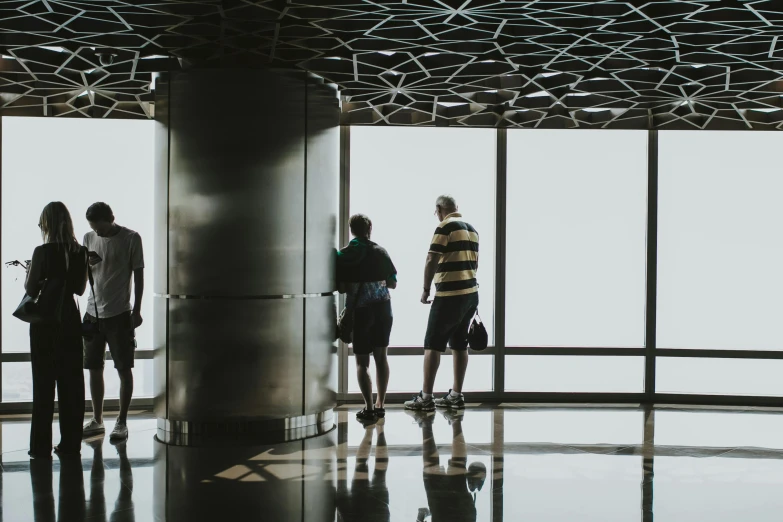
429,213,479,297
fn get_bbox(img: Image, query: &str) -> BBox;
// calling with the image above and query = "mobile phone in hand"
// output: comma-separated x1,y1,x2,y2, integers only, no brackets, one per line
88,251,103,266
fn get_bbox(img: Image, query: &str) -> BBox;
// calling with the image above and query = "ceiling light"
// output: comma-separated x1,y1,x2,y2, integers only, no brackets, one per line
377,51,396,56
77,89,91,97
526,90,550,98
41,46,67,53
325,57,342,60
541,72,561,78
423,52,439,57
141,55,168,59
1,54,14,60
583,108,610,112
752,108,781,113
438,102,467,107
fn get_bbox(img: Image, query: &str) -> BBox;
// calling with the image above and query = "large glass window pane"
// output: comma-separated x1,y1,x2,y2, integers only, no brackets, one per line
506,130,648,348
350,127,496,347
504,409,643,445
84,358,153,399
2,362,33,402
2,116,155,355
505,356,644,393
657,131,783,350
657,357,783,396
655,410,783,449
348,354,492,393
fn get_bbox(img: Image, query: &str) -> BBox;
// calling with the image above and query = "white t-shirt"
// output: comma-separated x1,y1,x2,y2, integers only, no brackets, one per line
84,225,145,319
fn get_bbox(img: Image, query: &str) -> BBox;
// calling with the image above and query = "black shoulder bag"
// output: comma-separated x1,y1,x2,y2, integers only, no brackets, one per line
337,282,365,344
13,248,68,324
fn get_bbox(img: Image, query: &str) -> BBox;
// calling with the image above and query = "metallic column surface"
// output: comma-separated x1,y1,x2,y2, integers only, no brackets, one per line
154,69,339,444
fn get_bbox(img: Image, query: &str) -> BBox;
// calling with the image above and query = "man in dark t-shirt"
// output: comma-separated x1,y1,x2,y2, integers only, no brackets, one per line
337,214,398,423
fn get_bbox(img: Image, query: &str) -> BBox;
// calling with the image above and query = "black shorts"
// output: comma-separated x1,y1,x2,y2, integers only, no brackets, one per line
424,292,479,352
352,300,393,355
83,311,136,370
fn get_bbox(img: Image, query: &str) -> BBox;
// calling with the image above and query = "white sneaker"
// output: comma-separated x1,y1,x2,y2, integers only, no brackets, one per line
82,418,105,437
110,422,129,442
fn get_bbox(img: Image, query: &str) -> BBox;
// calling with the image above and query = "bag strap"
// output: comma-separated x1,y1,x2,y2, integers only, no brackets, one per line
84,247,99,320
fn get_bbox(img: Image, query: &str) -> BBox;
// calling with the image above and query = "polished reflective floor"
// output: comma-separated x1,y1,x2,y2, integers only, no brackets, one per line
3,404,783,521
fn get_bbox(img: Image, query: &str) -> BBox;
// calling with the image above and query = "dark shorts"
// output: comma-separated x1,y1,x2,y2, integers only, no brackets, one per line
352,300,393,355
83,311,136,370
424,292,479,352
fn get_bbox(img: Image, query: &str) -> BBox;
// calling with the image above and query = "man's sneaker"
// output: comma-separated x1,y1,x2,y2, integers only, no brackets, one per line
109,422,129,442
434,389,465,409
82,418,105,437
404,392,435,412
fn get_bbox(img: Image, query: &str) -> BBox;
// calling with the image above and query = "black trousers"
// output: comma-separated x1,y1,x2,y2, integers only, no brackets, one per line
30,327,85,455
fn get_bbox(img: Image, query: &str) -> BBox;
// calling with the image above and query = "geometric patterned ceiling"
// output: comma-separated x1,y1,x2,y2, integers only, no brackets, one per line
3,1,783,129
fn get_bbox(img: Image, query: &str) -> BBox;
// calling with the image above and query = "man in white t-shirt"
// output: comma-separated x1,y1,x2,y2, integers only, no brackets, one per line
81,202,145,442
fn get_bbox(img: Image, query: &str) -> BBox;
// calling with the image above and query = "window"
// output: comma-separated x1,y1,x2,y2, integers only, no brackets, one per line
348,354,493,394
505,356,644,393
657,131,783,350
1,117,154,401
350,126,496,347
656,357,783,397
505,130,648,348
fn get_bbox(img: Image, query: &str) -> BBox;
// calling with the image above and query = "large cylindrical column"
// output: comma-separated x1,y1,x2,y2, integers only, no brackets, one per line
153,68,339,445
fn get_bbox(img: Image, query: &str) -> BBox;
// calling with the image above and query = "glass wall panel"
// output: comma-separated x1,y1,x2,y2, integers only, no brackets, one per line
2,117,155,355
84,358,154,399
504,409,643,445
506,129,648,348
656,357,783,396
505,356,644,393
2,362,32,402
655,411,783,449
657,131,783,350
348,354,492,394
350,127,496,347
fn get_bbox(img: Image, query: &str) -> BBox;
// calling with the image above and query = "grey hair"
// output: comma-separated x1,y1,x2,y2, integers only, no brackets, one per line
436,195,458,212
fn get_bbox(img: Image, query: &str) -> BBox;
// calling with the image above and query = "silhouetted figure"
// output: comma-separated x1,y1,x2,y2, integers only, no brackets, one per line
405,195,479,413
337,214,398,423
336,422,390,521
82,202,145,443
26,202,88,459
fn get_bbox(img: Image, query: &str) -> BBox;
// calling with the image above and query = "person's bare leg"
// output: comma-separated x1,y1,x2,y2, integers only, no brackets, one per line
89,369,105,423
355,355,374,410
372,348,389,408
117,369,133,424
452,350,469,393
423,350,441,396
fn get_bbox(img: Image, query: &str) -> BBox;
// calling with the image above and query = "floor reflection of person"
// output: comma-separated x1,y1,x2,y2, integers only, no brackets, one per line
30,455,86,522
85,438,136,522
411,411,487,522
336,422,390,522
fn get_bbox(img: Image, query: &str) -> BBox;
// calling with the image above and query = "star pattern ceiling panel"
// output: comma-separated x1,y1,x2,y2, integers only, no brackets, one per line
2,1,783,129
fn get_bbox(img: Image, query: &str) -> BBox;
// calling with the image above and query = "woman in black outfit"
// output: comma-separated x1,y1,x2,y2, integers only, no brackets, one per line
26,202,88,459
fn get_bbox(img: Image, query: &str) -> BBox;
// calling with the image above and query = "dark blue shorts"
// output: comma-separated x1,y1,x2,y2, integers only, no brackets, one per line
352,300,393,355
424,292,479,352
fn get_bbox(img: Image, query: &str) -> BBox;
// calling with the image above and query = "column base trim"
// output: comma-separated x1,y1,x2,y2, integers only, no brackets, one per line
156,409,335,447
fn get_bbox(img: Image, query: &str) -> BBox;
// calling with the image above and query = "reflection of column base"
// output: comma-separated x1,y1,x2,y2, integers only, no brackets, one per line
156,409,335,447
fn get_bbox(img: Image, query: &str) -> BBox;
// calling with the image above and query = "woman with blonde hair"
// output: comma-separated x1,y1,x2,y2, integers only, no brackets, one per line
25,202,88,459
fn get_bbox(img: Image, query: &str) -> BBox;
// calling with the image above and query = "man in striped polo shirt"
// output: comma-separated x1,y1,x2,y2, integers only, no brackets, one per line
405,195,479,412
